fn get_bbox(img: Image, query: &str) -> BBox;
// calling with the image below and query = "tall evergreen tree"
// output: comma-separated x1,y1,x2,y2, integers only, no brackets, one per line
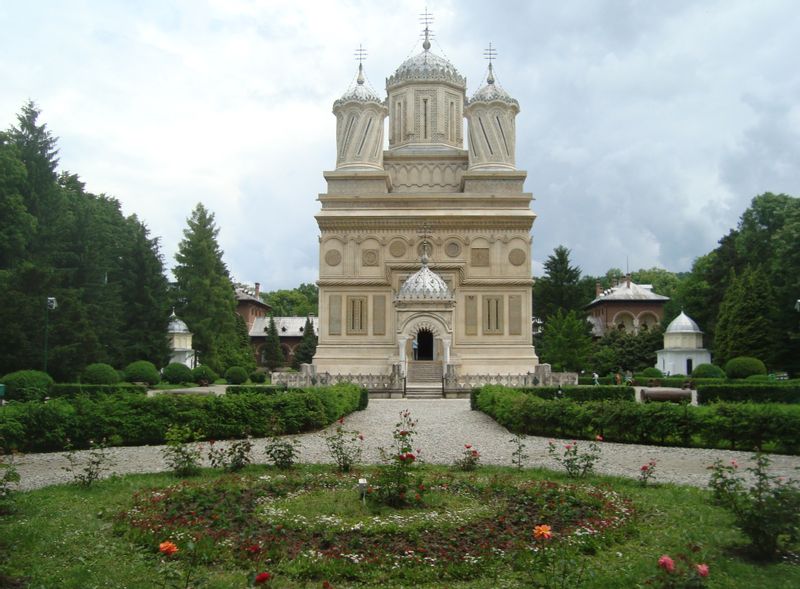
714,267,778,367
173,203,246,373
534,246,585,320
292,316,318,369
538,310,593,372
263,316,285,371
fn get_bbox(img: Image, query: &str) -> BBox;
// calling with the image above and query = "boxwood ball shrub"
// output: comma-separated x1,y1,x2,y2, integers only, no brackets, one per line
162,363,193,385
0,370,54,402
641,367,663,378
192,365,218,385
249,371,266,384
81,363,120,385
124,361,161,386
225,366,248,385
725,356,767,379
692,363,726,379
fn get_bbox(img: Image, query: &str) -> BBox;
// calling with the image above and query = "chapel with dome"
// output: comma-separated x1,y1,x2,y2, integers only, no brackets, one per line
312,20,539,390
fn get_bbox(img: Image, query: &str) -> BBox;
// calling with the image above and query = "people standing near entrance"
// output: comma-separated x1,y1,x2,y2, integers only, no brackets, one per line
412,337,419,360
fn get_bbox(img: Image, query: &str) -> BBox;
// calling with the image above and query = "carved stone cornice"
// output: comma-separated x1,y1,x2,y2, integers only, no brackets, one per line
459,278,535,287
316,216,535,232
317,279,392,287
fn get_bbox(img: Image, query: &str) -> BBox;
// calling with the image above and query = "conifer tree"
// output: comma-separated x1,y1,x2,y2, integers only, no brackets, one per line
292,316,318,369
173,203,244,373
534,246,585,320
539,310,593,371
263,316,285,371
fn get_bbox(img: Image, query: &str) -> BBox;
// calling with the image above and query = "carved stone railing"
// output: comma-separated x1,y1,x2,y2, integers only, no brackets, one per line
271,365,403,393
443,363,578,391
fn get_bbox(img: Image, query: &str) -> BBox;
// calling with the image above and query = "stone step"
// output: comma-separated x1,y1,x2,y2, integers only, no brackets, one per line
407,361,442,382
405,383,443,399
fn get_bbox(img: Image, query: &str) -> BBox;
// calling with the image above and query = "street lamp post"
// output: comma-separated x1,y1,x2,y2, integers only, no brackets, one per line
44,297,57,373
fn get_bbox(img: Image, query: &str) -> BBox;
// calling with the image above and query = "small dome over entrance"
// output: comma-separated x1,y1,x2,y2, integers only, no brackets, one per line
397,257,452,300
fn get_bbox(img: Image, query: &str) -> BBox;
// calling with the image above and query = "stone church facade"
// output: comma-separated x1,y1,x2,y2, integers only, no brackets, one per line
311,31,539,390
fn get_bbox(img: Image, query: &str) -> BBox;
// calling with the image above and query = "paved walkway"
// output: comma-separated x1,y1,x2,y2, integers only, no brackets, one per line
11,399,800,491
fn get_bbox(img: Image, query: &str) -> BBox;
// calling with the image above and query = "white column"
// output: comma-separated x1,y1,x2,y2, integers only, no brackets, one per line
398,336,409,376
443,337,451,365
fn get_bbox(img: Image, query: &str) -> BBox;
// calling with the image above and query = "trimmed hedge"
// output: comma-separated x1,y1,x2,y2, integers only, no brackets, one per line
697,384,800,405
249,371,267,384
81,363,120,385
0,370,54,402
474,385,800,454
0,383,365,453
578,376,615,386
724,356,767,379
484,384,635,402
225,366,248,385
50,383,148,398
124,361,161,386
162,363,193,385
226,385,284,395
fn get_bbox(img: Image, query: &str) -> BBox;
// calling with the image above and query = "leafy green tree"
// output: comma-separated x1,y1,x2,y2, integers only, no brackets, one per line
590,326,664,374
173,203,248,374
534,246,585,319
262,316,285,371
538,310,593,372
261,283,318,316
631,267,686,323
714,267,778,367
0,133,36,268
292,316,318,369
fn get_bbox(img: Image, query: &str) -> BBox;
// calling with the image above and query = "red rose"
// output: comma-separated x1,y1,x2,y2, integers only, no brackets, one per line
159,541,178,556
255,571,272,584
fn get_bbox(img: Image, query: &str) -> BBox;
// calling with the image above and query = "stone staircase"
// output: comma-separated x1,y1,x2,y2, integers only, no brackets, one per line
405,361,443,399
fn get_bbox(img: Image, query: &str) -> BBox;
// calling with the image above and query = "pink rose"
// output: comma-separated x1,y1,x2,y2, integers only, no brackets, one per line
658,555,675,573
696,563,709,577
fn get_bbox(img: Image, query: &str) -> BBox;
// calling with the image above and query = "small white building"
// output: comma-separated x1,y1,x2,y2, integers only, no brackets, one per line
655,311,711,376
167,311,195,367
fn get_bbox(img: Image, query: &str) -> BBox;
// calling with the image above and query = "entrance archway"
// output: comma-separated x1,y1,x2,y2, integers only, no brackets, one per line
417,328,434,361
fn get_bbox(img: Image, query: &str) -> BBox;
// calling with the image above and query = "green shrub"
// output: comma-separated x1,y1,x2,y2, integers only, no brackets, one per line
192,365,218,385
50,384,147,398
225,385,282,395
162,363,193,385
745,374,772,382
249,371,267,384
124,361,160,386
486,384,634,403
640,367,663,378
81,363,120,385
0,383,364,453
725,356,767,379
225,366,248,385
692,363,726,379
0,370,54,402
697,384,800,404
473,385,800,454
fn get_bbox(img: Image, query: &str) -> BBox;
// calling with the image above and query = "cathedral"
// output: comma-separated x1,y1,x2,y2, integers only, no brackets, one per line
312,25,539,389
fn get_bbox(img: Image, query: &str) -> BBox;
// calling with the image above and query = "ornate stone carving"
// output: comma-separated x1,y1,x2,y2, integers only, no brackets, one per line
325,249,342,267
389,240,407,257
508,248,526,266
471,247,490,267
385,162,466,192
445,241,462,258
362,249,379,266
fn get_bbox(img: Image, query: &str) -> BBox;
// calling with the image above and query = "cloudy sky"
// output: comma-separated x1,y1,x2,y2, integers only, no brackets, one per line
3,0,799,288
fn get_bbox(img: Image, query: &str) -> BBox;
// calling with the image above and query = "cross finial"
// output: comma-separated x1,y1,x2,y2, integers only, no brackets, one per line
484,42,497,84
420,8,434,51
354,44,367,84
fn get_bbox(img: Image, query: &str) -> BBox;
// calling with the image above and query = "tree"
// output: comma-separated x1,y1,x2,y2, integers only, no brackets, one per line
292,316,318,369
262,316,285,371
631,267,686,323
534,246,585,320
261,283,318,316
714,267,778,367
538,310,593,372
173,203,247,373
590,326,665,374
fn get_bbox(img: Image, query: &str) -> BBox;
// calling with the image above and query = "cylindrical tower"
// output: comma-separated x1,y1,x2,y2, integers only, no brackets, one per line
332,63,387,170
465,63,519,170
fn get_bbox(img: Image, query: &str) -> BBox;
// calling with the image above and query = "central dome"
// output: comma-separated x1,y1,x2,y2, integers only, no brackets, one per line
386,49,466,90
665,311,702,334
397,262,452,300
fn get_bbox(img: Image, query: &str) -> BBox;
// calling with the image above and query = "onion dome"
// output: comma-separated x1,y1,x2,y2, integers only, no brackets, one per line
397,251,453,300
468,64,519,109
333,63,383,109
167,310,190,334
387,33,466,90
665,311,703,334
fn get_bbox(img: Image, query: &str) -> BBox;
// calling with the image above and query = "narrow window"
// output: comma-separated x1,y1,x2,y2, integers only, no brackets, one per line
479,117,493,155
496,115,509,155
347,296,368,335
343,114,357,154
449,102,455,142
357,117,372,156
423,98,429,139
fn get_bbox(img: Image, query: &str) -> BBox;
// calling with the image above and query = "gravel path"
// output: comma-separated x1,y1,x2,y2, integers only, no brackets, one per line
10,399,800,491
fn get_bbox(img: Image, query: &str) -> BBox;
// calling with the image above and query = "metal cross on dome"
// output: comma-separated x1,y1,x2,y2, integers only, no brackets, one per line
420,8,434,50
484,42,497,65
354,44,367,64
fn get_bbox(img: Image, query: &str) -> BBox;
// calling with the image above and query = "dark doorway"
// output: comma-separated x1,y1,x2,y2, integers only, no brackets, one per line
417,329,434,361
686,358,693,376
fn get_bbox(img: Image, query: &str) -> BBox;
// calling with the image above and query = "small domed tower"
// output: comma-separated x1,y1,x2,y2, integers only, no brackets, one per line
465,46,519,170
332,52,387,170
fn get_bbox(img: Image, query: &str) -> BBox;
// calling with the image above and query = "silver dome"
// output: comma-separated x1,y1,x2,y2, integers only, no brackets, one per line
666,311,702,334
167,311,191,334
334,64,382,108
387,50,466,90
397,262,452,300
468,65,518,108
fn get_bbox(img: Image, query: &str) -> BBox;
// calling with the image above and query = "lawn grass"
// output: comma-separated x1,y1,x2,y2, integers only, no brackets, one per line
1,464,798,588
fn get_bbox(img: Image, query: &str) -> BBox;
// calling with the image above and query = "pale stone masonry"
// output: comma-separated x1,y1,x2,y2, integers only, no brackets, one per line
313,29,538,384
